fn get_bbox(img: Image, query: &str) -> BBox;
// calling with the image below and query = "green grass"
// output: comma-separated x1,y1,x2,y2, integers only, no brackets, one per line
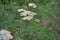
0,0,56,40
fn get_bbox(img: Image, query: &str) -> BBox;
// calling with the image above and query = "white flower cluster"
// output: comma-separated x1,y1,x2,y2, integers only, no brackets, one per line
28,3,37,8
0,30,13,40
18,9,37,21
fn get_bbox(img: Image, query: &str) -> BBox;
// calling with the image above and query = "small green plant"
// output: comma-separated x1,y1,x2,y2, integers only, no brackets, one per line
0,0,56,40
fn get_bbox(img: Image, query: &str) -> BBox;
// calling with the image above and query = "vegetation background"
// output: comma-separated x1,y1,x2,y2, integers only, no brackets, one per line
0,0,60,40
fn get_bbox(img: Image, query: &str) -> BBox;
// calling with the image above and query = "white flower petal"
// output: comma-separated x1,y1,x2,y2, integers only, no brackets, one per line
27,16,33,21
18,9,37,21
28,3,37,8
22,16,33,21
18,9,26,12
0,30,11,35
0,30,13,40
22,17,27,20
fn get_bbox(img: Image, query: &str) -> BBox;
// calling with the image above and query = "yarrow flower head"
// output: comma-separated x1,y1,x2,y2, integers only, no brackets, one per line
18,9,37,21
0,30,13,40
28,3,37,8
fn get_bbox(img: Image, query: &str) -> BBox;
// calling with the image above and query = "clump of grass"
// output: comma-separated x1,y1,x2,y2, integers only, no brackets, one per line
0,0,56,40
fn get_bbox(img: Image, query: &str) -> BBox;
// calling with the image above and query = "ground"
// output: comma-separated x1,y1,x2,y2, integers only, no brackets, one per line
0,0,59,40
